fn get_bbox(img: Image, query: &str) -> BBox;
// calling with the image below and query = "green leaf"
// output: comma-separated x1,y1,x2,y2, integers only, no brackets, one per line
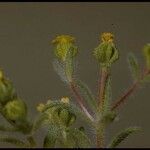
43,100,94,127
0,136,27,147
65,48,75,82
66,128,91,148
43,124,61,148
75,80,97,112
141,74,150,83
31,113,50,133
0,125,19,132
127,53,140,81
52,59,68,83
108,127,141,148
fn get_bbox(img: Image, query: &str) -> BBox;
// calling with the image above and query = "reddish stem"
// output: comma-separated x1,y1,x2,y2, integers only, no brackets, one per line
98,67,110,110
111,69,150,111
69,81,94,121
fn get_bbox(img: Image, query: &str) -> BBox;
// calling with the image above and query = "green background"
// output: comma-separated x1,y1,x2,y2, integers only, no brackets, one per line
0,2,150,148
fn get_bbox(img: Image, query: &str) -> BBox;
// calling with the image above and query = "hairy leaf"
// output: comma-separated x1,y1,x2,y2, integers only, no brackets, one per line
43,100,94,127
0,125,18,132
32,113,50,132
43,123,61,148
75,80,97,112
52,59,68,83
127,53,140,81
0,136,27,147
66,128,91,148
108,127,141,148
65,48,75,82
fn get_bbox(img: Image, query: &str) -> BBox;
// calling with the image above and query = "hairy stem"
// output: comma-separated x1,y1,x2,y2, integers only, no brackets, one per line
96,67,110,148
111,69,150,111
98,67,110,111
69,81,94,122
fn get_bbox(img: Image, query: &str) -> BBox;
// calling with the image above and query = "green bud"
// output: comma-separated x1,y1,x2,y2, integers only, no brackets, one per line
78,126,85,132
101,111,117,124
0,74,16,105
143,43,150,69
58,108,70,126
93,33,119,67
3,99,27,121
68,113,76,126
52,35,78,62
58,108,76,126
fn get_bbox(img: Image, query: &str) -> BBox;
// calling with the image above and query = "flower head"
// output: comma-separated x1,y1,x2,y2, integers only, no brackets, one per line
93,32,119,67
36,103,45,112
60,97,70,104
101,32,114,43
0,69,4,81
51,35,77,61
52,35,75,45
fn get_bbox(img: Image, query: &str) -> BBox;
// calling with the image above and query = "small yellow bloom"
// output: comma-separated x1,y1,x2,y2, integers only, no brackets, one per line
60,97,70,104
52,35,75,44
36,103,45,112
101,32,114,43
0,69,4,80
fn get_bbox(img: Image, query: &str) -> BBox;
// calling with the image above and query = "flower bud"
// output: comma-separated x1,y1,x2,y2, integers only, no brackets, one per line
52,35,78,62
60,97,70,104
58,108,76,126
101,111,117,124
0,70,16,105
36,103,45,112
93,33,119,67
143,44,150,69
3,99,27,121
67,113,76,126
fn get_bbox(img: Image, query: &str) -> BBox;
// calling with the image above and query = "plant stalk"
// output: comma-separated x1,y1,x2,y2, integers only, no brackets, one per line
111,69,150,111
96,67,110,148
69,81,94,122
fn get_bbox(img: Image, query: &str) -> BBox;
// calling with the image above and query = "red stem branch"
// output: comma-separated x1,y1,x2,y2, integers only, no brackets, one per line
111,69,150,111
69,81,94,121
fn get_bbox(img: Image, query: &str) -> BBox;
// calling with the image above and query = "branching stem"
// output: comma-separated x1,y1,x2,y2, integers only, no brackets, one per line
111,69,150,111
69,81,94,122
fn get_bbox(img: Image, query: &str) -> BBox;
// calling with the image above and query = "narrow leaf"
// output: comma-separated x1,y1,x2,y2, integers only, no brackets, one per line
43,100,94,127
65,48,74,82
67,128,91,148
108,127,141,148
127,53,140,81
0,125,19,132
52,59,68,83
43,124,60,148
32,113,50,132
0,136,27,147
76,80,97,112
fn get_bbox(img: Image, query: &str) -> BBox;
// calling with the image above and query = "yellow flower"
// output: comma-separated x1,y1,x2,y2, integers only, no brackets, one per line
60,97,70,104
52,35,75,45
0,69,4,80
36,103,45,112
51,35,77,62
101,32,114,43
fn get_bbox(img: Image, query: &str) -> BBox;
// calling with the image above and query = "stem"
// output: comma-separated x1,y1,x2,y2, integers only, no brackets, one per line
98,67,110,111
69,81,94,122
111,69,150,111
96,67,110,148
111,81,138,111
96,123,105,148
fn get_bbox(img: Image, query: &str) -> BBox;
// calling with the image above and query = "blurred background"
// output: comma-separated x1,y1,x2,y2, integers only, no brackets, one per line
0,2,150,148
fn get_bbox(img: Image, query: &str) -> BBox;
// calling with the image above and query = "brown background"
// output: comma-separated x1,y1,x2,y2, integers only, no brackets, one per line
0,2,150,148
